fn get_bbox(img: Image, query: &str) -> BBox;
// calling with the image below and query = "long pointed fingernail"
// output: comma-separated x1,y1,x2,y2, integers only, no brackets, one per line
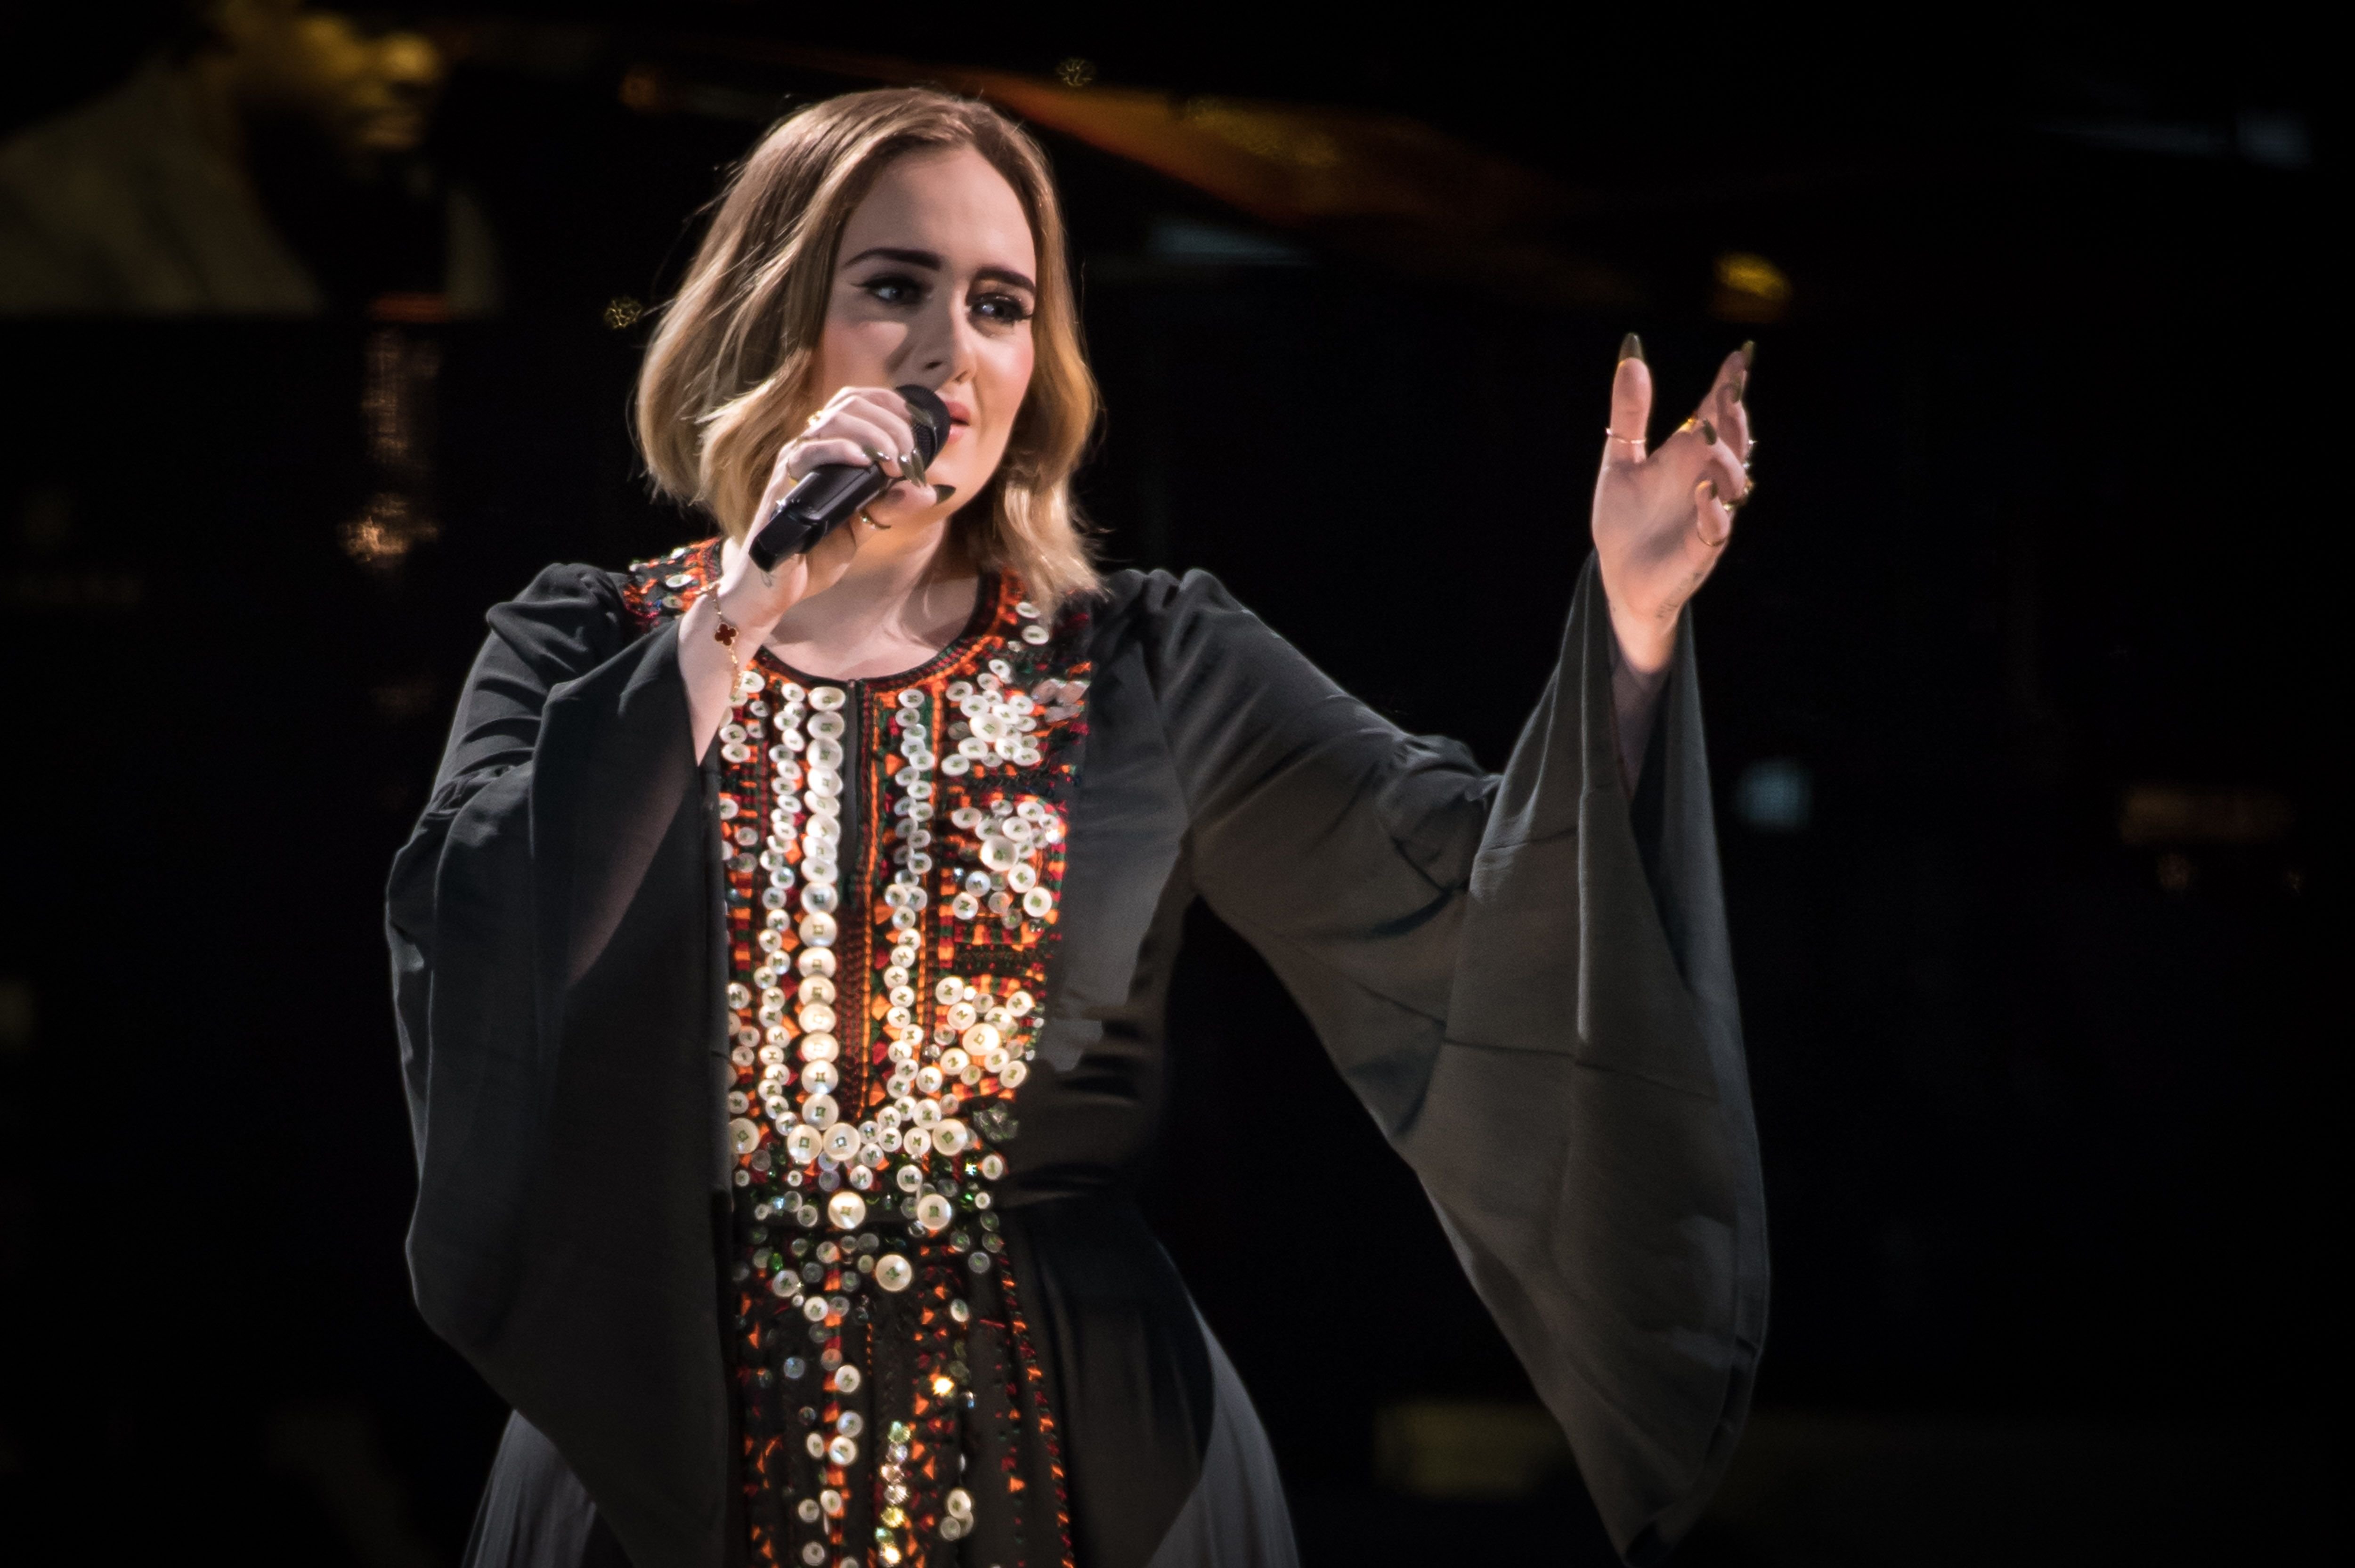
1701,420,1719,445
1739,339,1756,365
1618,333,1645,365
933,484,957,502
1730,371,1747,405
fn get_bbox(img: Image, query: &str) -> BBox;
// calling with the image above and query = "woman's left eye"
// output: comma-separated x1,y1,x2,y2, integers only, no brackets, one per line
971,292,1032,325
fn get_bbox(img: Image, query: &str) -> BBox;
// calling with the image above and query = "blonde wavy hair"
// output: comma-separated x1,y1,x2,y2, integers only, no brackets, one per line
635,89,1100,609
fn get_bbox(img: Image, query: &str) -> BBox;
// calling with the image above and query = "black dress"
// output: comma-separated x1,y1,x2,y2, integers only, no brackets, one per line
387,541,1766,1568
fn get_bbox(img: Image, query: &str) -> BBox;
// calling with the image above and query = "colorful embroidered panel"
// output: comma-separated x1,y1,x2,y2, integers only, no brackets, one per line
625,539,1091,1568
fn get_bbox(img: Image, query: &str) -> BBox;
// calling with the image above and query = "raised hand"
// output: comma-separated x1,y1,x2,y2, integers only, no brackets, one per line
1591,338,1754,674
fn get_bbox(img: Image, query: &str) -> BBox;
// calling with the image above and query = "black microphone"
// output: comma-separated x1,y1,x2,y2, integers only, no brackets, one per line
746,384,951,572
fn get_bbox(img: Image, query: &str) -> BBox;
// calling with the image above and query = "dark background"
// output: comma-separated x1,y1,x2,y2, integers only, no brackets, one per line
0,6,2340,1564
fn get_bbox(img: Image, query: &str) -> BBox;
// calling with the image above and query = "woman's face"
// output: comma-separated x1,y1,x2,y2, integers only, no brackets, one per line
818,147,1039,504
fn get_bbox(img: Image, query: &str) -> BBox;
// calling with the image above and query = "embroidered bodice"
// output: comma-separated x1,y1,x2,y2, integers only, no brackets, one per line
625,540,1094,1568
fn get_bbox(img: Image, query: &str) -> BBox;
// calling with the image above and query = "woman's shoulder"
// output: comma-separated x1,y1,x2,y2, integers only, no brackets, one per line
1084,565,1281,666
612,537,724,629
475,544,709,672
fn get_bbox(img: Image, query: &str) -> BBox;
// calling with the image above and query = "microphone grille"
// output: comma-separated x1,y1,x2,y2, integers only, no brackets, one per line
897,385,951,467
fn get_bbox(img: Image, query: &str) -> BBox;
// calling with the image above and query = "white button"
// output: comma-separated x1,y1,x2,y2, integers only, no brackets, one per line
827,1190,866,1230
799,1061,838,1095
798,913,837,947
875,1253,913,1292
915,1194,953,1232
802,1296,829,1323
809,686,846,711
798,1032,838,1063
821,1122,861,1162
797,1002,837,1033
797,947,836,977
728,1117,761,1154
801,1094,839,1129
932,1120,970,1155
896,1163,923,1192
960,1023,1000,1056
798,975,836,1005
979,1153,1006,1179
786,1124,821,1163
832,1364,863,1393
999,1060,1029,1088
945,1486,974,1519
938,1048,970,1075
827,1435,859,1466
1023,888,1054,918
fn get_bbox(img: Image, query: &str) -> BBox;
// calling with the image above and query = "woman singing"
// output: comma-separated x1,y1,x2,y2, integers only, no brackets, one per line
390,89,1766,1568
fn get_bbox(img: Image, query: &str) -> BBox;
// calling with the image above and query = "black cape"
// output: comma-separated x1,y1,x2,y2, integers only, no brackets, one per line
388,556,1768,1567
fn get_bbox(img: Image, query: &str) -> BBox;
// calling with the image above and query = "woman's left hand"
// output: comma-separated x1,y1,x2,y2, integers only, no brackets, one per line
1591,340,1754,673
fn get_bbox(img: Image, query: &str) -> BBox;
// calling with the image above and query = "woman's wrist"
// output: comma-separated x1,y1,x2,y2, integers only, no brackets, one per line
1607,595,1679,680
1606,599,1675,796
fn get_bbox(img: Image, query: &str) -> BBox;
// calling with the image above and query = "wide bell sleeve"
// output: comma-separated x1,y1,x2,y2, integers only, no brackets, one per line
1144,558,1767,1564
385,564,732,1568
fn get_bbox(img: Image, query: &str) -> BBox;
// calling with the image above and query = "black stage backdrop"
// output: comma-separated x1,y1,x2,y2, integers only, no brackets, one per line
0,10,2338,1564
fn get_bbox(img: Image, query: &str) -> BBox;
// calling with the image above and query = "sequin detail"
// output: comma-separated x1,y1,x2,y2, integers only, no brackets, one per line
625,540,1082,1568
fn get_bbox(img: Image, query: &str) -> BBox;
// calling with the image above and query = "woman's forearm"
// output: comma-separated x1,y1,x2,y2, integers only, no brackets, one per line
1608,610,1673,796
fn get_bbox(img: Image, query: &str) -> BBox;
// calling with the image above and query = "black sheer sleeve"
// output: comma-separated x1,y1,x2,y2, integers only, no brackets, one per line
386,564,732,1568
1139,557,1768,1564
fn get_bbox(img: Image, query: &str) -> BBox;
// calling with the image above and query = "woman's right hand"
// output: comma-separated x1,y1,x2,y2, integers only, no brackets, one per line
713,386,946,629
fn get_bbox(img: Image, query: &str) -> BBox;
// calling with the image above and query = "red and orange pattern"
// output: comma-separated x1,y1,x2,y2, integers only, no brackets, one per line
625,538,1087,1568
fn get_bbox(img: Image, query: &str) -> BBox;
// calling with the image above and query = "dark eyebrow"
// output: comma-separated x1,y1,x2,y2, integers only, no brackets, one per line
843,248,1037,295
843,247,942,270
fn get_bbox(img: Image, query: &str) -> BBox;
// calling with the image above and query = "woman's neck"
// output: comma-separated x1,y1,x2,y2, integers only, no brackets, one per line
762,519,981,681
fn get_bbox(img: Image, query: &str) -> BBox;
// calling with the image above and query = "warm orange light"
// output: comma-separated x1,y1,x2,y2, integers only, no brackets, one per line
1711,252,1792,324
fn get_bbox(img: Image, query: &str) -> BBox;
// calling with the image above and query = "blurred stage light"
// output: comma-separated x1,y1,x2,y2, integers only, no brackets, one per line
1372,1401,1570,1499
1712,252,1792,324
2117,785,2292,846
1736,758,1813,832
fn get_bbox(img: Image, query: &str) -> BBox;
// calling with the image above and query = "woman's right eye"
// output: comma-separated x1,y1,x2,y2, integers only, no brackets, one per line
860,272,925,306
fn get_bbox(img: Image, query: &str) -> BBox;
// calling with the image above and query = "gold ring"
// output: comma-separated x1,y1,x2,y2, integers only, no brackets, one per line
1605,429,1644,445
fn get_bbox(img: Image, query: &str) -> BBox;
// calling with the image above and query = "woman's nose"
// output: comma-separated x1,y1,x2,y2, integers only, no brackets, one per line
901,294,975,383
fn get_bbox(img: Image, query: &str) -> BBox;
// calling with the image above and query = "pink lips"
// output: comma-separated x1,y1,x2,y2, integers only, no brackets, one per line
940,398,974,440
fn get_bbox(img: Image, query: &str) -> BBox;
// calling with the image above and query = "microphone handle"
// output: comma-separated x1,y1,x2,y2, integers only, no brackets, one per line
745,461,893,573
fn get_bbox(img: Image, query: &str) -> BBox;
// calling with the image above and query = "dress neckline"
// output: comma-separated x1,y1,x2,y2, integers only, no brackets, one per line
752,572,1007,692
